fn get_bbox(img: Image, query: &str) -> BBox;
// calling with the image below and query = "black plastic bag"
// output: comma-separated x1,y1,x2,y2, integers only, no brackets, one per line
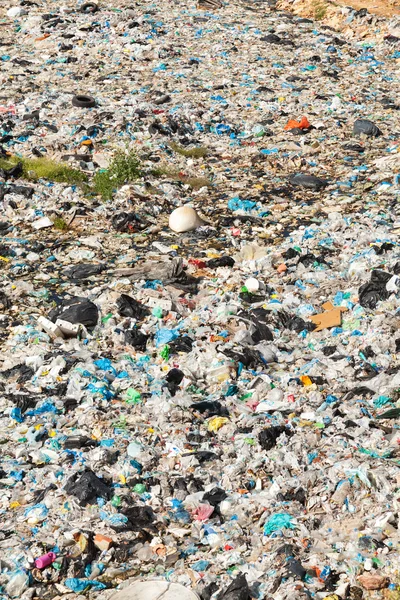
278,488,307,506
282,247,300,260
248,307,273,343
112,211,148,232
169,336,193,353
64,264,104,280
259,426,290,450
277,310,315,333
219,575,250,600
119,505,156,531
289,173,328,191
322,345,337,356
220,346,264,368
64,470,112,505
117,294,149,319
4,184,34,198
166,368,184,384
124,328,149,350
187,450,218,463
298,253,328,268
373,242,394,254
358,269,393,309
342,386,374,401
164,368,184,396
353,119,382,137
201,582,219,600
190,400,229,416
49,296,99,327
9,393,38,414
237,308,273,344
207,256,235,268
203,487,227,506
1,363,33,382
261,33,281,43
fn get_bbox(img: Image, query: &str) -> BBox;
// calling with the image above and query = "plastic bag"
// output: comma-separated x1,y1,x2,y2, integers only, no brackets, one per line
219,575,250,600
117,293,149,319
289,173,329,190
353,119,382,137
64,264,105,280
64,469,113,505
190,400,229,417
358,270,393,309
259,426,291,450
125,328,149,350
49,296,99,327
207,256,235,268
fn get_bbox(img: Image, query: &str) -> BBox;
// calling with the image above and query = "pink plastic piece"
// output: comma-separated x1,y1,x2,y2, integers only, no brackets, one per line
35,552,56,569
193,503,214,521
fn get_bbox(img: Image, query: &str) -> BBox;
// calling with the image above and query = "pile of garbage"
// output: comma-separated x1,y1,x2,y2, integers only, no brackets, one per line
1,0,400,599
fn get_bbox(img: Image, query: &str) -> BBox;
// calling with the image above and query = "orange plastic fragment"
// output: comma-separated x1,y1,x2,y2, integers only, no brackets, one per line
284,116,311,131
35,34,50,41
309,301,347,332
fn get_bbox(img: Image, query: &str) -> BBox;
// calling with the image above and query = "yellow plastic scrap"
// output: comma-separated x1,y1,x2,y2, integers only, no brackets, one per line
208,416,229,432
300,375,313,387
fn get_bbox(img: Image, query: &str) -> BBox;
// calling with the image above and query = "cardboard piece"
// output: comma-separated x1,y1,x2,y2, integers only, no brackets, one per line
309,301,347,332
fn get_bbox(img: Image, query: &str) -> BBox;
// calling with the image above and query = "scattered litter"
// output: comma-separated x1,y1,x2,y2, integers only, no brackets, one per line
1,0,400,599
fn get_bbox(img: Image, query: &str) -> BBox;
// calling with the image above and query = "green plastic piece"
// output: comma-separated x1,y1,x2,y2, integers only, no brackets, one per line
126,388,141,404
133,483,146,494
160,345,170,360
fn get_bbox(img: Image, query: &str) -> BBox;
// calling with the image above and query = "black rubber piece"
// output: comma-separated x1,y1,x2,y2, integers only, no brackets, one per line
72,94,96,108
80,2,99,13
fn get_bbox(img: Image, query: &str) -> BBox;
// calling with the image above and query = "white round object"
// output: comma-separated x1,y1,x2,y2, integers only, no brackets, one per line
244,277,259,293
169,206,203,233
111,581,200,600
7,6,23,17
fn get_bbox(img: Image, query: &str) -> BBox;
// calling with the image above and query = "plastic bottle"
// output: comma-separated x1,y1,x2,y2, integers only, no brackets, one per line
35,552,56,569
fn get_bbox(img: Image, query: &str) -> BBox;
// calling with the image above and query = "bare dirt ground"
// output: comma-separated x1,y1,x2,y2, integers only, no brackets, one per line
332,0,400,16
276,0,400,38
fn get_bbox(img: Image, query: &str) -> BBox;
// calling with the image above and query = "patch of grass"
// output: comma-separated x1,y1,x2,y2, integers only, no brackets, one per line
169,142,208,159
0,155,87,184
92,150,142,200
312,0,327,20
53,217,68,231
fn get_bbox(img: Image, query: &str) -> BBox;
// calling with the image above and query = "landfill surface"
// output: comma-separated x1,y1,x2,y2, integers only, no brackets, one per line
1,0,400,599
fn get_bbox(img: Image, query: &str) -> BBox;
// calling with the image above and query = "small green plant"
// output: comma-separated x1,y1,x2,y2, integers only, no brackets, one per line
53,217,68,231
92,150,142,200
0,155,87,184
169,142,208,159
312,0,327,20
